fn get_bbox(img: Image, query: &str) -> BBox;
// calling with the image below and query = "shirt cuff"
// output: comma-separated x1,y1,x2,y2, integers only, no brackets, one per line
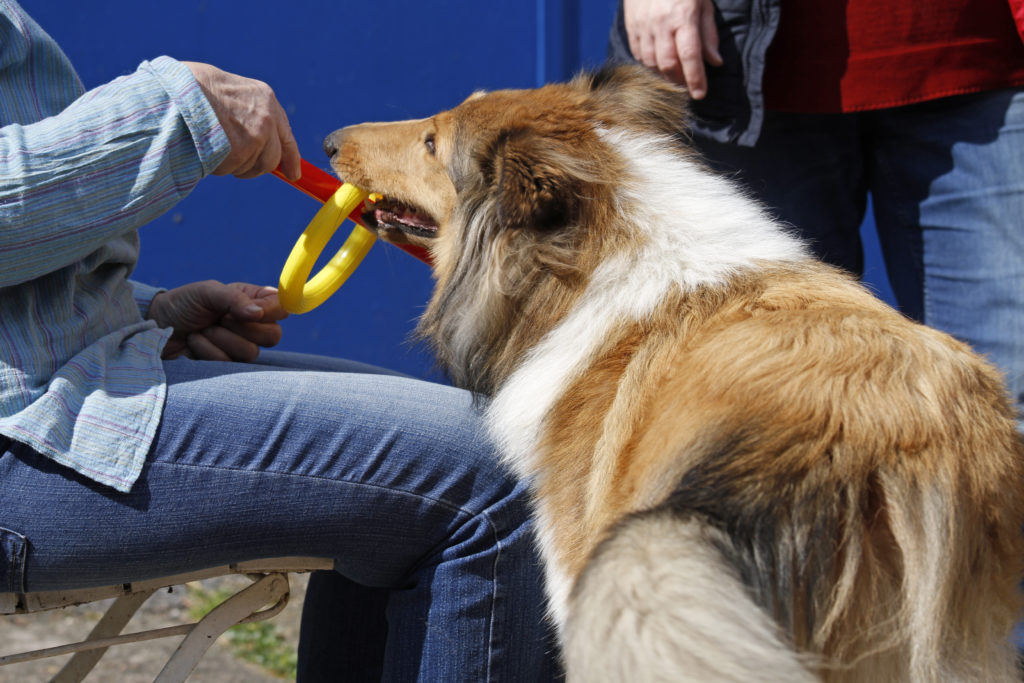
141,56,230,176
129,280,166,320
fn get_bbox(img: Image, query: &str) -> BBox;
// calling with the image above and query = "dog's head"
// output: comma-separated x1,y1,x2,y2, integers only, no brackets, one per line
324,65,692,391
325,64,690,265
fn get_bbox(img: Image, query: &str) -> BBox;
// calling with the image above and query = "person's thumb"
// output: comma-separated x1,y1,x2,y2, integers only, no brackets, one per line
214,284,265,322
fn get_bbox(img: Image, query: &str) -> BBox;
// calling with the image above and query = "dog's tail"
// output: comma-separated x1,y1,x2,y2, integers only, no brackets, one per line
563,508,818,682
563,435,1023,682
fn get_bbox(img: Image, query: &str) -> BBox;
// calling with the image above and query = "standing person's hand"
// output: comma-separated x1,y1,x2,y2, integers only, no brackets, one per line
184,62,302,180
148,281,288,361
624,0,723,99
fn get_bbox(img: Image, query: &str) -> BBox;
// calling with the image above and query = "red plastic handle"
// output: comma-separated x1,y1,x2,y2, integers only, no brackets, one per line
273,160,432,266
273,159,344,203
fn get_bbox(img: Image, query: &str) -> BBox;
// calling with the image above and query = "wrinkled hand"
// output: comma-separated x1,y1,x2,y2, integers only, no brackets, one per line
624,0,723,99
148,281,288,362
184,62,302,180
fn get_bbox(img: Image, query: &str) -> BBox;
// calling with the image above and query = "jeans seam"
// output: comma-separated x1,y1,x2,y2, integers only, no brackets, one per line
392,496,508,682
484,508,501,683
154,459,490,520
414,505,505,683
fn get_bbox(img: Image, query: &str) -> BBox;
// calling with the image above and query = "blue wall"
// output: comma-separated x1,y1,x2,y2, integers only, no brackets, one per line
28,0,618,380
28,0,891,380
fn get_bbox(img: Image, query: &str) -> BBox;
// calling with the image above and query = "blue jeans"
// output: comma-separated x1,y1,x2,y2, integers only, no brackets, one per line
0,350,561,681
695,88,1024,424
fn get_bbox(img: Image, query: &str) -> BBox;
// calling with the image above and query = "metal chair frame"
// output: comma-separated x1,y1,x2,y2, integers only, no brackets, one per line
0,556,333,682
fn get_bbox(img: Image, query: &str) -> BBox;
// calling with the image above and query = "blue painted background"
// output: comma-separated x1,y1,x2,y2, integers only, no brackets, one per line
29,0,891,380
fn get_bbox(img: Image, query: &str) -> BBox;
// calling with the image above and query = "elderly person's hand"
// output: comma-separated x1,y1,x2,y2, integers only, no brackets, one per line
148,281,288,361
624,0,723,99
184,62,302,180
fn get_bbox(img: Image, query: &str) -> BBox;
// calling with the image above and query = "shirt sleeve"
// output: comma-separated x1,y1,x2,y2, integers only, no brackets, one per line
0,56,230,288
129,279,166,319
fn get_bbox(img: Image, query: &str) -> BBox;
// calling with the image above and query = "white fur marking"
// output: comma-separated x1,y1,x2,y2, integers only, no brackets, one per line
486,129,808,478
603,129,808,286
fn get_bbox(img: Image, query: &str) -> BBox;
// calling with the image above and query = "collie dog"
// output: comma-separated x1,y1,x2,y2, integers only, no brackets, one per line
325,65,1024,681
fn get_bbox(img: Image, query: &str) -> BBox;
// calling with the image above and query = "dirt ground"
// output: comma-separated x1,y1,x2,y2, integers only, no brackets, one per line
0,574,308,682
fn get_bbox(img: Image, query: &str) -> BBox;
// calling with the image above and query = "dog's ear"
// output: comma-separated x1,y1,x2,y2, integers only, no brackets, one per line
581,64,691,141
483,126,578,231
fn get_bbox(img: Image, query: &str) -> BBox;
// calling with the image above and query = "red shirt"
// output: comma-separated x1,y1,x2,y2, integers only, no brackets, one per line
762,0,1024,112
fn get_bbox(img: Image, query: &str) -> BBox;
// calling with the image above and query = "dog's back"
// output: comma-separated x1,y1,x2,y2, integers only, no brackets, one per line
556,263,1024,681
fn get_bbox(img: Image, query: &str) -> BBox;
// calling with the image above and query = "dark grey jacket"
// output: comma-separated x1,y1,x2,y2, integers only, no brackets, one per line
607,0,780,146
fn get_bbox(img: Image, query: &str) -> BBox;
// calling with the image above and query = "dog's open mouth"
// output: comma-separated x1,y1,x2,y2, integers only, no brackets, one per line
363,197,438,238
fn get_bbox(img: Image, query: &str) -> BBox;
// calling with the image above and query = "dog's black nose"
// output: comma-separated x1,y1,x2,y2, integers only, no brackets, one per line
323,132,340,160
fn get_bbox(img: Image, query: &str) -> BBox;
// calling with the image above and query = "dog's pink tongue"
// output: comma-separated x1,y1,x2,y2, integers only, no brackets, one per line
376,206,436,231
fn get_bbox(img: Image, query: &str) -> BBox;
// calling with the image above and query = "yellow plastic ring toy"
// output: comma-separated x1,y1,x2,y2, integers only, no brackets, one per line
278,183,376,314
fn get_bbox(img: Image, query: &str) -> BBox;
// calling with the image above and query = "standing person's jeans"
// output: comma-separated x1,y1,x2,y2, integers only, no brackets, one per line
695,87,1024,427
0,350,560,681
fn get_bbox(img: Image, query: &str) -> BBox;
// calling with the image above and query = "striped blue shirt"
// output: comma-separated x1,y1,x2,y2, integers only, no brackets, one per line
0,1,230,491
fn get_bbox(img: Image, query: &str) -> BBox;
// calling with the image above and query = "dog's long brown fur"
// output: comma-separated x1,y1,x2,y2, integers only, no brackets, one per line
326,65,1024,681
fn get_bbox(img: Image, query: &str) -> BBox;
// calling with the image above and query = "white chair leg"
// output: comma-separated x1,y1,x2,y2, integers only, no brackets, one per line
153,572,289,683
51,587,157,683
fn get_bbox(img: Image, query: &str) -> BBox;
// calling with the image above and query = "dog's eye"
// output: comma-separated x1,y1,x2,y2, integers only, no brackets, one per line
425,134,436,156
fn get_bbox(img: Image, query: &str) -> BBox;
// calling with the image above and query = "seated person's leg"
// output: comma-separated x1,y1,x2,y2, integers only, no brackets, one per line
0,356,559,680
